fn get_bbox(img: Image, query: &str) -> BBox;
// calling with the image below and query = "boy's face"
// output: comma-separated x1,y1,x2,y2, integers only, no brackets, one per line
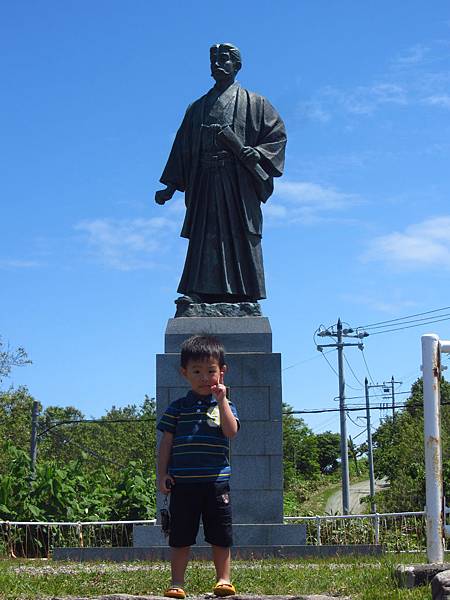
181,357,226,396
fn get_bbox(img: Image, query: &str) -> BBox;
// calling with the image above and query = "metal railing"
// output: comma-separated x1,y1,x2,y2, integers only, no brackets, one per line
0,519,156,558
284,511,428,552
0,512,433,558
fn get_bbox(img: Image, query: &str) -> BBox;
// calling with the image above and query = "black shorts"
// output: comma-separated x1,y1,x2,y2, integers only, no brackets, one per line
168,481,233,548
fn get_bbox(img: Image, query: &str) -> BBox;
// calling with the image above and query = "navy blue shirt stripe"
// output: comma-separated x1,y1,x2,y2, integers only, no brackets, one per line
157,390,239,483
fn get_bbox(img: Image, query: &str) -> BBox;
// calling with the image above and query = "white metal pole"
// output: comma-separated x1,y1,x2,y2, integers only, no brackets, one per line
421,333,444,563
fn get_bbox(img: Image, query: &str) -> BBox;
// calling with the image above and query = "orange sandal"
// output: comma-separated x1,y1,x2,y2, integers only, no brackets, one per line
164,587,186,599
213,582,236,597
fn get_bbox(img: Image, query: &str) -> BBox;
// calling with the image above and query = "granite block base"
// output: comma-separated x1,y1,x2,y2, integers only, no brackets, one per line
157,316,284,525
133,523,306,547
53,544,383,562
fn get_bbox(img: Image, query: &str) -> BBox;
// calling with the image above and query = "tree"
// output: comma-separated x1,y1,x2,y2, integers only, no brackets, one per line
372,377,449,512
283,404,320,486
348,436,364,477
0,387,37,473
0,337,31,384
34,396,157,481
315,431,341,473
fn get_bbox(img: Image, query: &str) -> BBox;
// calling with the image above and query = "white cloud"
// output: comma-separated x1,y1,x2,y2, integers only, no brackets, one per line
339,83,407,115
300,82,408,121
75,215,179,271
0,259,41,269
298,101,331,123
391,44,430,68
364,216,450,270
301,41,450,123
269,180,360,224
423,94,450,109
341,292,418,315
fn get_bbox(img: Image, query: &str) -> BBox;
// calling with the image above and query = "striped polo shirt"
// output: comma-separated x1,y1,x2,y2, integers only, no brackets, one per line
157,390,239,483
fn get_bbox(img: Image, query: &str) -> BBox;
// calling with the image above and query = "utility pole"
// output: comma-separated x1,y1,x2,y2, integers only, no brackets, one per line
30,400,39,484
382,376,402,420
389,375,402,419
363,376,401,511
336,320,350,515
364,377,376,514
317,318,368,515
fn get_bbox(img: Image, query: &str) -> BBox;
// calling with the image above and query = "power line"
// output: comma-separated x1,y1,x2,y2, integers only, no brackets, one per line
319,349,339,378
368,315,450,336
285,400,450,415
343,354,364,388
346,410,365,429
362,312,450,332
359,305,450,329
38,417,156,437
282,349,334,372
361,348,376,385
50,430,129,469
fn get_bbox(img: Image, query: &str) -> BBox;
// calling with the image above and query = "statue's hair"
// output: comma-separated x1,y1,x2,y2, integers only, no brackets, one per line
180,334,226,368
210,43,242,72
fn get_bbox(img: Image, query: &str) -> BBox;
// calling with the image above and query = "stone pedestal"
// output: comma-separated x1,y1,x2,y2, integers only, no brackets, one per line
134,316,306,551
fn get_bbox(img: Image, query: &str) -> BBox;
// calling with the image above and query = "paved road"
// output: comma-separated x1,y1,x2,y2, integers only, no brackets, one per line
325,479,388,515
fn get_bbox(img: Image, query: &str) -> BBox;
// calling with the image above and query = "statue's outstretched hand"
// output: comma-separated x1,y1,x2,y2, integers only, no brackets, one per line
155,186,175,205
240,146,261,166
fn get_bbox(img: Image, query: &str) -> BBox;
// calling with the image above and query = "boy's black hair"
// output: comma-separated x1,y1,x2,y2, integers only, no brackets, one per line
180,335,226,368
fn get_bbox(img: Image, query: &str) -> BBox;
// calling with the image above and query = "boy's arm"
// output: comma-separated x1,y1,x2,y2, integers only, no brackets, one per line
157,430,175,493
212,373,239,439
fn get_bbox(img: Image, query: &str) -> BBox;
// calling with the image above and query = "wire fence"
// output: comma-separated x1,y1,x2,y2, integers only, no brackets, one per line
0,512,440,558
285,511,429,552
0,520,155,559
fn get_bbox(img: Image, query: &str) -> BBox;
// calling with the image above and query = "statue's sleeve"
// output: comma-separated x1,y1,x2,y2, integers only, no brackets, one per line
254,99,287,178
159,106,192,192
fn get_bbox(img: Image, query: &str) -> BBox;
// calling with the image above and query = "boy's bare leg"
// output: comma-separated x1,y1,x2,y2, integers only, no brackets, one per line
170,546,190,587
212,545,231,583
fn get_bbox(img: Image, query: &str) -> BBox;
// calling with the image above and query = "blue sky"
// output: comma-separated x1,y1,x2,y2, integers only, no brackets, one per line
1,1,450,440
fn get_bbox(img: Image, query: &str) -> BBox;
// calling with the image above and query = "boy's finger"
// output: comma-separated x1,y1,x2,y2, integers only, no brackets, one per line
219,371,225,385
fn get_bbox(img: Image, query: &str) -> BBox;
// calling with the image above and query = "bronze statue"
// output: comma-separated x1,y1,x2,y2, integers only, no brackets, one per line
155,43,286,306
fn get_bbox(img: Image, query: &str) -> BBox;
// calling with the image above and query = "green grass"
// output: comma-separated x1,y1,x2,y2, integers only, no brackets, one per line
292,473,371,516
0,554,439,600
297,481,342,515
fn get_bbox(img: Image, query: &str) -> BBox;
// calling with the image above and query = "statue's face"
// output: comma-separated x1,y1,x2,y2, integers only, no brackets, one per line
210,46,237,82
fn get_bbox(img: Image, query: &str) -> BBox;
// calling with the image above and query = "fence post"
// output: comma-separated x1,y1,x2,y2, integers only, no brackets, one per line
374,513,380,545
421,334,444,563
316,516,321,546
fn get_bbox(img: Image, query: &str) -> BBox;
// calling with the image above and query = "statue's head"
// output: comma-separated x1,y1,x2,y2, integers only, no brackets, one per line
210,43,242,83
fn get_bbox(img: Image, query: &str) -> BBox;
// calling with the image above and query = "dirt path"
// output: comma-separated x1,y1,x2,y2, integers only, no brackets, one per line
324,478,388,515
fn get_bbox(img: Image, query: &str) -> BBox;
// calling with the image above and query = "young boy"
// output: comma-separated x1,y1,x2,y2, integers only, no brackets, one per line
157,335,239,599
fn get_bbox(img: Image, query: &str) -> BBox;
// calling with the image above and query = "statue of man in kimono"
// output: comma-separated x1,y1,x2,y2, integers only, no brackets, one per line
155,43,287,305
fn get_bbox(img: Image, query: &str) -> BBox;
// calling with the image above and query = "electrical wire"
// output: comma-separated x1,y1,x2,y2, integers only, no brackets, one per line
359,305,450,329
343,354,364,388
367,315,450,336
38,417,156,437
350,428,367,441
282,349,334,371
285,400,450,415
346,410,365,429
362,312,450,332
49,429,129,469
311,414,340,432
319,348,344,380
361,348,377,385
